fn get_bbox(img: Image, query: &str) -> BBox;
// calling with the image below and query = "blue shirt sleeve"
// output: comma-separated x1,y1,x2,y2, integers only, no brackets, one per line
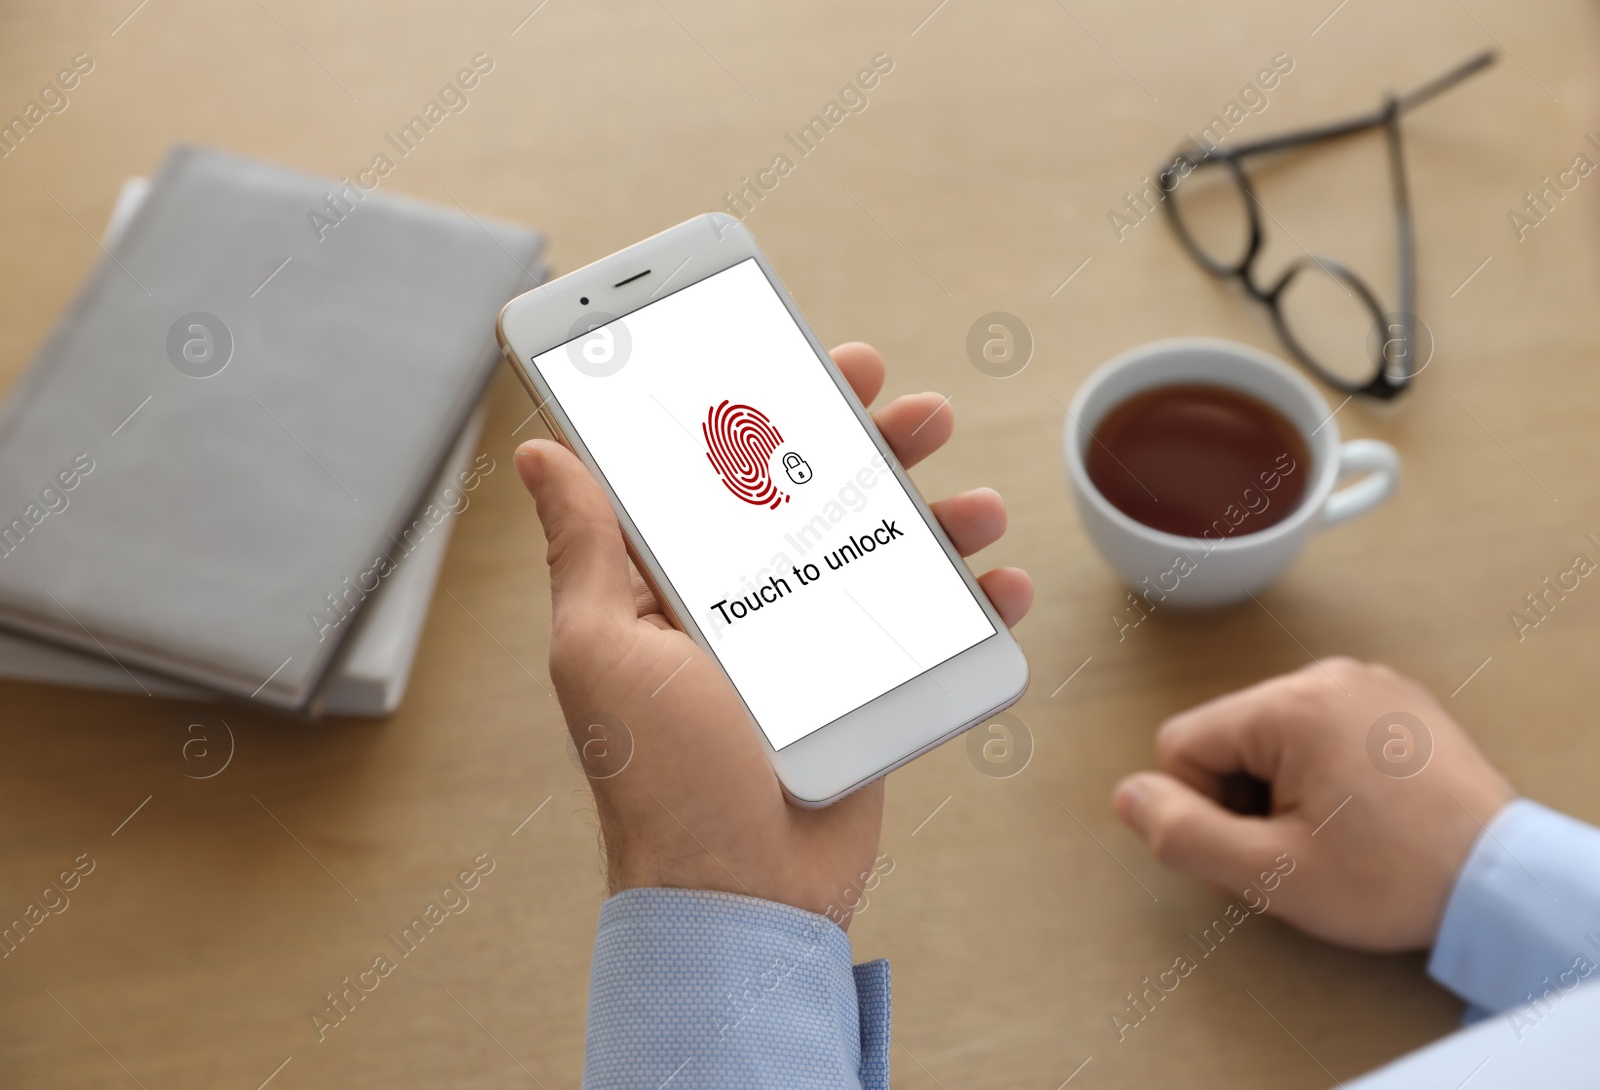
1343,982,1600,1089
1428,799,1600,1016
582,887,891,1090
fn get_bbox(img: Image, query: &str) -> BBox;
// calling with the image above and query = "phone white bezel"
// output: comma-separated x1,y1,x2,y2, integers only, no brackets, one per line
496,213,1028,806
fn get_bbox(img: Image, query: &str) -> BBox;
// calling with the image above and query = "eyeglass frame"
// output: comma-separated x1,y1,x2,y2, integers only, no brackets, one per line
1155,51,1494,401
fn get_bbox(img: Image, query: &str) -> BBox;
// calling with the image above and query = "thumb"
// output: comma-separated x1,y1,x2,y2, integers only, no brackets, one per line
515,440,634,634
1113,771,1287,892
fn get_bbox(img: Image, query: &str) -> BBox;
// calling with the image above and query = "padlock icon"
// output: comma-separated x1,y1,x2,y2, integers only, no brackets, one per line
781,451,812,485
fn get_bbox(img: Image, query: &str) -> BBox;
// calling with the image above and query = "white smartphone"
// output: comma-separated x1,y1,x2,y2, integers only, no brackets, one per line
496,214,1028,806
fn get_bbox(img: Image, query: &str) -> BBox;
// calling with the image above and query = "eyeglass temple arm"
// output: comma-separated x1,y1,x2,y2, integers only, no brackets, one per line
1386,95,1417,381
1215,50,1496,160
1398,49,1496,112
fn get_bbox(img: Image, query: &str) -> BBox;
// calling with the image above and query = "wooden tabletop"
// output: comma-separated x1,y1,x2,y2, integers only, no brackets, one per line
4,1,1599,1086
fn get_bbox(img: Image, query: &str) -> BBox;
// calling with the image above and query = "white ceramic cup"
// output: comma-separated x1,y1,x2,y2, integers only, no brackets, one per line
1063,338,1400,609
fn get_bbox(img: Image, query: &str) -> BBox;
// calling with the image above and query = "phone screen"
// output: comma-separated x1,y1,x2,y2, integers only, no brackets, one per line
530,258,996,750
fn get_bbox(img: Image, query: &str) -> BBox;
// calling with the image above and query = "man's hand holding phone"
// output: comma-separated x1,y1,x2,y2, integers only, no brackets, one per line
516,342,1032,927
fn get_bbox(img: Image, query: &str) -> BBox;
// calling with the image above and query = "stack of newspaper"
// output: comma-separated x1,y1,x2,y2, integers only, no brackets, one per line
0,146,545,716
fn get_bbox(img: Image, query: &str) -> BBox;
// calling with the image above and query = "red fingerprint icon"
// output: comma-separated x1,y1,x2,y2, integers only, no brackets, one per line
703,400,789,508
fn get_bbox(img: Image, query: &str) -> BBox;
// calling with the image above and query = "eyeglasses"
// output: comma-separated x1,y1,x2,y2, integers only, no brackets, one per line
1157,51,1494,401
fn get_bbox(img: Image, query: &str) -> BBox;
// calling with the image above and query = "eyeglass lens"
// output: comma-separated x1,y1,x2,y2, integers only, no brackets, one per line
1273,262,1387,388
1167,158,1254,272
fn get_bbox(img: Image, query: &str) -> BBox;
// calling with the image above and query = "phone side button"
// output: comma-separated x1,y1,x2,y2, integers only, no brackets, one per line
538,408,568,446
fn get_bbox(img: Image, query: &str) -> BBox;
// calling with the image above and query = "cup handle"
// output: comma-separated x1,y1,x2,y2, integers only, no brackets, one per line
1320,439,1401,529
1318,438,1408,528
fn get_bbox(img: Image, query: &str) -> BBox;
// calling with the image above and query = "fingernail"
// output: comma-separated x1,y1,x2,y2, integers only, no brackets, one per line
1113,778,1143,817
514,445,541,484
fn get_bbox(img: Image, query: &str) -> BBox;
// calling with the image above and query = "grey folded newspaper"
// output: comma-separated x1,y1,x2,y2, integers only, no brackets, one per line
0,146,544,714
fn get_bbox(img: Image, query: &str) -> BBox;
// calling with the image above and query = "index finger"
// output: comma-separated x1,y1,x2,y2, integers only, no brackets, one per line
1155,673,1308,798
830,342,886,407
829,341,954,469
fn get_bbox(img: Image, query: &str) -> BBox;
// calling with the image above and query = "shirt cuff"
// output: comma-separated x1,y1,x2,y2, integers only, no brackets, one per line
1428,799,1600,1014
583,887,891,1090
852,958,891,1088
